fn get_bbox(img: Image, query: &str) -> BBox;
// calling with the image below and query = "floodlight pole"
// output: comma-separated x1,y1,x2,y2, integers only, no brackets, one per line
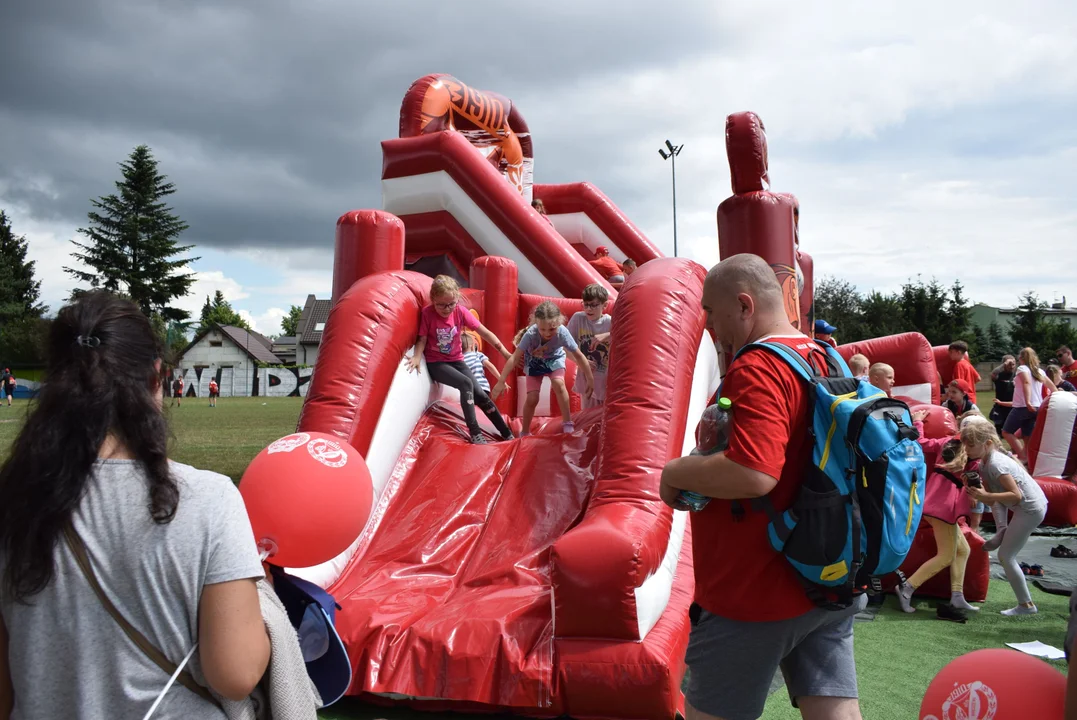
658,140,684,257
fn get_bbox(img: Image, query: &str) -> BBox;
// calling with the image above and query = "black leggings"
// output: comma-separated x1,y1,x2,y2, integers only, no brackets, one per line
427,361,511,437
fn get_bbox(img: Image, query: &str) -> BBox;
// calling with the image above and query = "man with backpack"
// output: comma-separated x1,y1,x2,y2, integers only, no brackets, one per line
661,254,871,720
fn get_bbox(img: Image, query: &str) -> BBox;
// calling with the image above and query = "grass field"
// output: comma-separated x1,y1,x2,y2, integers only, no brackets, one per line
5,389,1066,720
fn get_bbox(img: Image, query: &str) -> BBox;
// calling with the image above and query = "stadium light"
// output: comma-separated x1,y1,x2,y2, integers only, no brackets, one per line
658,140,684,257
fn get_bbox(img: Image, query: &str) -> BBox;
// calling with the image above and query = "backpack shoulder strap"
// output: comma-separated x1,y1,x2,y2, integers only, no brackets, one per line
817,342,853,378
735,340,820,384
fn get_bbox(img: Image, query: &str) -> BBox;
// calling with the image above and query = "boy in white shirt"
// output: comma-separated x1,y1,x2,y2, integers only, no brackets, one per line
567,284,612,409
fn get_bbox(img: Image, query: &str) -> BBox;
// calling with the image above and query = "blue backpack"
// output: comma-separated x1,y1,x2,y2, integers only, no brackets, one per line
733,340,927,610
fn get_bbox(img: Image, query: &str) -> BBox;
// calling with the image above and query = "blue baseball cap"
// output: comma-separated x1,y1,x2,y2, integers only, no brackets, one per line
815,319,837,334
270,567,353,707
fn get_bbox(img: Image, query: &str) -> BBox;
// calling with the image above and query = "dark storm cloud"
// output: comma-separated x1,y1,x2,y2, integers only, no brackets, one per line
0,0,725,251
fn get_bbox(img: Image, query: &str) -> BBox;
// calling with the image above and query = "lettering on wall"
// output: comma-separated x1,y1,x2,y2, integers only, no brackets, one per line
178,366,312,397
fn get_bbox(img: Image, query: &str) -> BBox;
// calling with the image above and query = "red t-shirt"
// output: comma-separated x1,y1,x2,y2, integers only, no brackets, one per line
690,334,822,622
589,256,623,279
952,358,981,405
1062,361,1077,386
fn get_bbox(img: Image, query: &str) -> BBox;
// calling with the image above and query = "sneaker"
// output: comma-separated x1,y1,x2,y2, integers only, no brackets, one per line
1051,545,1077,559
500,431,515,441
1020,562,1031,575
936,603,968,624
1028,564,1044,577
469,433,487,445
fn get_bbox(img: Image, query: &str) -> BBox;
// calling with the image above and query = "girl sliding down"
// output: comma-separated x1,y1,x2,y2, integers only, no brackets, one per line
895,409,979,613
961,417,1048,616
491,301,594,437
406,275,515,444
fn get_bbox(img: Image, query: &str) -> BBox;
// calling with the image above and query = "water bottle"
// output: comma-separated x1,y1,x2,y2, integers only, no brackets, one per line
678,397,733,512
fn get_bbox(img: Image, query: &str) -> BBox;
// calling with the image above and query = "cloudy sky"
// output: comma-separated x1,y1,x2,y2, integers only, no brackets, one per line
3,0,1076,335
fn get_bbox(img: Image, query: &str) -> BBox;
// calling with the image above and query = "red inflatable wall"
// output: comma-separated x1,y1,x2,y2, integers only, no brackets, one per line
717,112,801,329
333,210,406,303
838,332,940,406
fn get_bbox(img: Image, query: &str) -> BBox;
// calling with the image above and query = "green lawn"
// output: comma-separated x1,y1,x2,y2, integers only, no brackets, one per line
3,390,1067,720
0,396,303,481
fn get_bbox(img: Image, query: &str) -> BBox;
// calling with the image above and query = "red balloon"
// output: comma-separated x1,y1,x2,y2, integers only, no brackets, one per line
920,648,1065,719
239,432,374,568
910,403,958,439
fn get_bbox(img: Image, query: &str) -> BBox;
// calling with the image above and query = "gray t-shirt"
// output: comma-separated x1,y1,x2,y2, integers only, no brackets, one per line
1,460,264,719
981,450,1048,514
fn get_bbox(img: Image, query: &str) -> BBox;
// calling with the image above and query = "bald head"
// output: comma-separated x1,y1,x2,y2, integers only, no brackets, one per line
704,254,785,314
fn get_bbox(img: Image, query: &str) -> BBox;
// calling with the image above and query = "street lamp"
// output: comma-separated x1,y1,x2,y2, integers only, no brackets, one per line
658,139,684,257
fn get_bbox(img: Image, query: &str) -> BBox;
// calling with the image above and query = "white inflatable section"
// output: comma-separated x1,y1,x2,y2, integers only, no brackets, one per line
383,171,560,298
893,382,933,405
1034,392,1077,478
288,359,434,588
548,212,628,262
634,334,720,640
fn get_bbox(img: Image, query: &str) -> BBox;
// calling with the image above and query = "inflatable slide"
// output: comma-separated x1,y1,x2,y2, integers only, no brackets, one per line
279,76,718,718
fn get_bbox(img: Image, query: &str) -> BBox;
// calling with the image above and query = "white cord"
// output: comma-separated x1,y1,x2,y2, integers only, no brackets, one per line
142,642,199,720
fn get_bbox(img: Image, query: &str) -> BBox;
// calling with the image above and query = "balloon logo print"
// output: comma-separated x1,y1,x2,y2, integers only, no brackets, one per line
940,680,998,720
307,438,348,468
267,433,311,455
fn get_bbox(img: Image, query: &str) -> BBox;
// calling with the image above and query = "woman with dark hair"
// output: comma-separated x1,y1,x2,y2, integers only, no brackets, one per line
0,292,269,718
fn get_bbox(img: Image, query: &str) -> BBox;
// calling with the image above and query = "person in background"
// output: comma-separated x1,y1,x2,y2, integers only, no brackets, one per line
588,246,624,285
531,198,554,225
207,377,219,407
895,410,979,615
1047,364,1077,392
848,354,870,380
868,362,895,397
460,330,503,394
948,340,981,406
1059,346,1077,386
963,416,1048,616
170,375,184,407
1002,347,1053,464
814,319,837,348
0,291,270,718
621,258,637,278
943,379,981,420
660,254,866,720
990,355,1016,436
1,368,13,407
567,284,612,409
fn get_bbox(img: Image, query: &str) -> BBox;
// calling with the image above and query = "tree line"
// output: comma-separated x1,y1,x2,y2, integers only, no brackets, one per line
814,276,1077,363
1,145,306,367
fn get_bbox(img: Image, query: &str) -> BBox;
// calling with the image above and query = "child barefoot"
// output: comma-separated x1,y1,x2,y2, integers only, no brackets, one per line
895,410,979,613
405,275,515,444
567,283,612,409
962,417,1048,616
492,301,594,436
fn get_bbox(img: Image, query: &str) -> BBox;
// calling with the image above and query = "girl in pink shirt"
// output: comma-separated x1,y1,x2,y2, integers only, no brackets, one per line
405,276,514,444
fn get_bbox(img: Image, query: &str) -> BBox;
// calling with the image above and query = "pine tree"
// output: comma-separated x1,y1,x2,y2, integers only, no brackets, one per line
945,280,972,348
986,320,1011,360
66,145,198,322
1009,292,1046,354
0,211,47,324
280,304,303,337
0,211,49,365
196,290,251,335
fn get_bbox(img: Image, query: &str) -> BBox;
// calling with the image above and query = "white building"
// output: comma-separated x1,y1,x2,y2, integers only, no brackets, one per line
175,324,283,397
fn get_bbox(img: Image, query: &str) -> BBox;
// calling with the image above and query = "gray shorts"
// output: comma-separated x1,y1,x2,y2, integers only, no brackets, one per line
685,594,866,720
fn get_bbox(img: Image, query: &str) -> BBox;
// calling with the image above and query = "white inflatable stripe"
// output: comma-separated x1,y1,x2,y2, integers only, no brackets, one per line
382,171,560,298
287,360,437,587
1034,392,1077,478
634,334,721,640
547,212,628,262
892,382,933,405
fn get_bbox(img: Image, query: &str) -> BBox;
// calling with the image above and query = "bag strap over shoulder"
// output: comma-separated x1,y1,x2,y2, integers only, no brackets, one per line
62,524,217,705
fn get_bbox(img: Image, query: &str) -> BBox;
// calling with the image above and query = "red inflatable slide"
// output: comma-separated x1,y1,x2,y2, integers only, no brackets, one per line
288,250,719,717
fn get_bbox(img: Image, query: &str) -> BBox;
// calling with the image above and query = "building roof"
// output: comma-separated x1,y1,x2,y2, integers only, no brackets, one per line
219,326,282,364
298,294,332,345
177,323,282,365
273,336,297,346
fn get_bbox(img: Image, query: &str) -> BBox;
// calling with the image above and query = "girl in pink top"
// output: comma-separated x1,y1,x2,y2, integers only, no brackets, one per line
405,276,514,444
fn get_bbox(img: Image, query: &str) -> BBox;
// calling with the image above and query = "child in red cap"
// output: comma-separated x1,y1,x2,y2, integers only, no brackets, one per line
944,378,981,419
588,246,624,284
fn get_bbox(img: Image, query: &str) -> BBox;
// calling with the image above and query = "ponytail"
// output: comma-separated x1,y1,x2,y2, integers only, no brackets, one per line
0,291,176,602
